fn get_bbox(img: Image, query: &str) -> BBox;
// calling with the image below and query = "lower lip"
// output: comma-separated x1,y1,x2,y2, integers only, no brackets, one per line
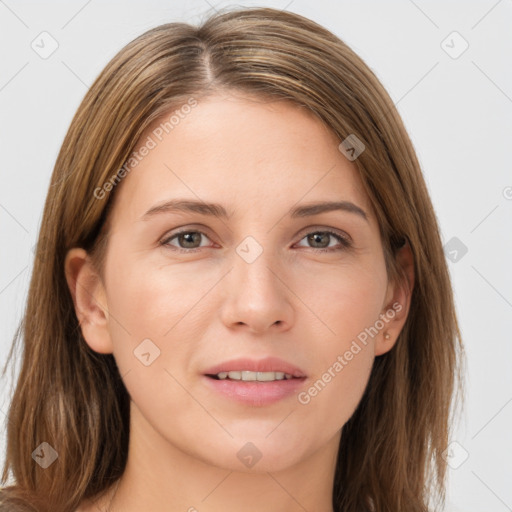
203,376,306,406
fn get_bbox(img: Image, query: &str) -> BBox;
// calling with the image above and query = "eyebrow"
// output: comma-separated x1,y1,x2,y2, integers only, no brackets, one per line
141,199,368,222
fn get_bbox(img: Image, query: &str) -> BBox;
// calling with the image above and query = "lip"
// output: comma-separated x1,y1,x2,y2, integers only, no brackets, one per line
203,356,307,378
202,356,307,407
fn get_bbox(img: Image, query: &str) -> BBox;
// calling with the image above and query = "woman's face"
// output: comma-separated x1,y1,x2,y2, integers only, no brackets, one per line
69,90,409,473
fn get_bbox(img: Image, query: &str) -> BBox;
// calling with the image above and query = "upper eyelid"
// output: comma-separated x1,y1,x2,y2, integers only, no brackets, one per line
160,226,215,244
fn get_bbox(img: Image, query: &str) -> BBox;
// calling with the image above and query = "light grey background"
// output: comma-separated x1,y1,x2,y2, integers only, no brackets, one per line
1,1,511,510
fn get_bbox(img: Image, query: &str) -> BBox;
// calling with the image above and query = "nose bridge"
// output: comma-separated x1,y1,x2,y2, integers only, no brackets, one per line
220,233,293,332
233,233,281,295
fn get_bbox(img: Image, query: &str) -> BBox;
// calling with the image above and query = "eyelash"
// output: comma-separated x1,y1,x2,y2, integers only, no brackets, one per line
160,228,352,254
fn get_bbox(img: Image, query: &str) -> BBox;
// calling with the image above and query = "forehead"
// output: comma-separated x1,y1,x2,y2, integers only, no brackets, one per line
108,91,374,226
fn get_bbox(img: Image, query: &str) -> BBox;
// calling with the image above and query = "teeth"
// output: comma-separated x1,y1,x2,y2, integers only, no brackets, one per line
215,371,294,381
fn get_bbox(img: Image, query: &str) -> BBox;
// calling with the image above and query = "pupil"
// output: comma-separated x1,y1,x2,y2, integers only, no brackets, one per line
309,232,328,248
180,232,200,248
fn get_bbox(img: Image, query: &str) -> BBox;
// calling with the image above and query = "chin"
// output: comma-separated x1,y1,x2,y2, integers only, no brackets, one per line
196,433,311,474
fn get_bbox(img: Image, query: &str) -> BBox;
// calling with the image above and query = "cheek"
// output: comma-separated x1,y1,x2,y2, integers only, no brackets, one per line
101,258,212,434
296,257,387,345
101,253,218,381
298,337,375,426
104,254,216,337
292,260,386,425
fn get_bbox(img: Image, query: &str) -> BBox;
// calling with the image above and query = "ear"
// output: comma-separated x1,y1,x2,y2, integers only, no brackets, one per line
374,240,415,356
64,248,113,354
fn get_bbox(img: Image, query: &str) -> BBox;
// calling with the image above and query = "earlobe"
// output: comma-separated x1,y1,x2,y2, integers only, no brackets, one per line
64,248,114,354
375,241,415,356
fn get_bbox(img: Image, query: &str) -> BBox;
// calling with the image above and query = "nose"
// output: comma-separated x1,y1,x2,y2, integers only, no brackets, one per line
219,246,294,335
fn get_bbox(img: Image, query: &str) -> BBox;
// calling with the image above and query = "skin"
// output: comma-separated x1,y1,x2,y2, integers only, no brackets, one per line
66,90,414,512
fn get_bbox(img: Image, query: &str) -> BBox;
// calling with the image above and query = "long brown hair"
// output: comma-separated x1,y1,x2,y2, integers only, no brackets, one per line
1,7,464,511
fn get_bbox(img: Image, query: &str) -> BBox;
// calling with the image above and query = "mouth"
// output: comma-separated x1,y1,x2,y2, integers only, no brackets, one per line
203,356,306,379
206,371,300,382
202,357,307,406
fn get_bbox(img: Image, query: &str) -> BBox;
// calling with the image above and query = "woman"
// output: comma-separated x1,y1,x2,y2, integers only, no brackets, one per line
0,6,464,512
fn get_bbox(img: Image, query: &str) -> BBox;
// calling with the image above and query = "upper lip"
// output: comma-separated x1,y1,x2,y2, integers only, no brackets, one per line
203,356,307,378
